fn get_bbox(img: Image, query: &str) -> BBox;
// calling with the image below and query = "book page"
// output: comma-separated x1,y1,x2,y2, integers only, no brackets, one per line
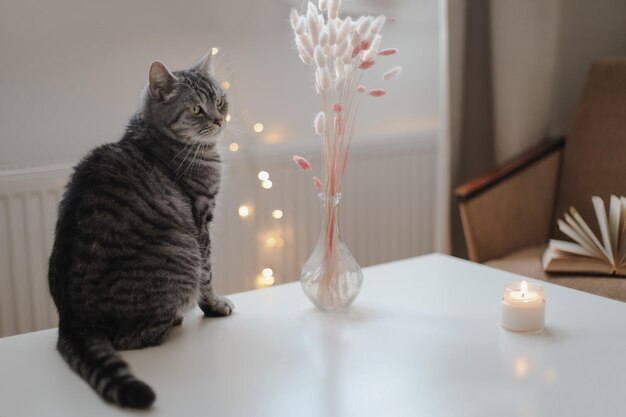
564,213,602,255
558,219,608,261
549,239,599,257
618,197,626,267
592,196,615,267
608,195,621,256
570,207,611,262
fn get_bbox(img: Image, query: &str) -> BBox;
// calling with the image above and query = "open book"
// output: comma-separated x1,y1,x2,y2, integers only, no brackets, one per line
542,195,626,276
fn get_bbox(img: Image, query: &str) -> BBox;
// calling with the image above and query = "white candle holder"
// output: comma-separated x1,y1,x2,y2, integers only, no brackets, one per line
501,280,545,333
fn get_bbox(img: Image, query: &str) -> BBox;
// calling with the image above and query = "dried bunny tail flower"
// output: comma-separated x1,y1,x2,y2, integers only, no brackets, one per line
358,59,375,70
327,20,337,45
316,66,331,90
370,15,386,34
334,39,348,57
363,34,381,61
290,9,300,31
328,0,342,19
356,85,367,93
307,4,321,43
369,89,386,97
293,155,313,172
314,111,326,136
297,33,315,58
313,176,323,191
318,0,328,12
378,48,398,56
357,16,373,36
307,1,318,16
332,103,343,113
364,31,376,50
383,66,403,81
336,18,351,43
298,52,312,65
350,31,361,49
319,30,329,47
308,22,320,46
370,33,382,53
295,16,307,35
324,44,333,56
296,39,313,64
314,45,327,67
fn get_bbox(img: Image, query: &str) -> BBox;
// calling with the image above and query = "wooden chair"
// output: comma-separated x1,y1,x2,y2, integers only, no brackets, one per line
455,58,626,302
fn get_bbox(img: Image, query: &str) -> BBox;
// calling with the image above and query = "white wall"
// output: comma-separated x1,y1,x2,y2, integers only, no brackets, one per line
490,0,626,162
0,0,440,169
549,0,626,136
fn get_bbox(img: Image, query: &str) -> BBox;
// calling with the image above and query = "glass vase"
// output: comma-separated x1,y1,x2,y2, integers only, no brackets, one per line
300,193,363,311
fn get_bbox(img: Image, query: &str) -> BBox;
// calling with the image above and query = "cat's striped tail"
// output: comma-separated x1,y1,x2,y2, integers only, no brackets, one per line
57,329,155,408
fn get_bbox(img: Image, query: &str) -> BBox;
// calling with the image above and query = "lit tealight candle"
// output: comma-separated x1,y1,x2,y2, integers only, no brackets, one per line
501,280,545,333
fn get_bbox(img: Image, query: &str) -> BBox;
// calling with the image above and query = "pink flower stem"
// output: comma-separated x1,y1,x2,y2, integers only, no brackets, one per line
320,195,339,304
341,98,363,179
319,89,330,195
337,70,363,189
332,115,342,194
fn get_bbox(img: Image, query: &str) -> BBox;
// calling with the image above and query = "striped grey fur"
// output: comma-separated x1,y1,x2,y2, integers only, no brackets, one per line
48,52,232,408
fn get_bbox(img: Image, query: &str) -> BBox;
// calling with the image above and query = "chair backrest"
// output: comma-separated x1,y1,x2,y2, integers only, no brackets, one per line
554,58,626,236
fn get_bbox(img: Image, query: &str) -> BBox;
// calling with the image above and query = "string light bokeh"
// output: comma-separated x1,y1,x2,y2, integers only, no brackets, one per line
214,48,286,290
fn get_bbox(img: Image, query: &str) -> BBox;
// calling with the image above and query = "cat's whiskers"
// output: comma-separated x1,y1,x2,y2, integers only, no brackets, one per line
173,140,199,179
184,139,204,177
169,140,195,168
181,142,199,177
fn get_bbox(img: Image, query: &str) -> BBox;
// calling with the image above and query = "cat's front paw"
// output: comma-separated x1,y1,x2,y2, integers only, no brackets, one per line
199,296,234,317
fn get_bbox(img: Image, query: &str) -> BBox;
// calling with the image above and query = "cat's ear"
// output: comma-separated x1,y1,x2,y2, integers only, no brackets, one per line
149,61,177,101
193,50,214,75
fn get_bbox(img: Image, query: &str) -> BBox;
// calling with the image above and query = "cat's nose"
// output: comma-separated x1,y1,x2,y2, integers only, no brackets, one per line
213,116,224,127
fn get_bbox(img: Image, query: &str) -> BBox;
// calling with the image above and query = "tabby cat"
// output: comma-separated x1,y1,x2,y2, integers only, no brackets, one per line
48,51,233,408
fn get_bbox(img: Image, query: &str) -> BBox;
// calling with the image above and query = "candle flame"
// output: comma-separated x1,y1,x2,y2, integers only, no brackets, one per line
520,280,528,295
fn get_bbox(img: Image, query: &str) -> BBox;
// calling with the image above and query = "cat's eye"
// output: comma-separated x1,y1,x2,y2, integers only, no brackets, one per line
189,105,202,115
216,97,223,107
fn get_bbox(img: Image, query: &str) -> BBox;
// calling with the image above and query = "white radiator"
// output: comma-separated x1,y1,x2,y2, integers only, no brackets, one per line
0,166,68,337
0,130,437,337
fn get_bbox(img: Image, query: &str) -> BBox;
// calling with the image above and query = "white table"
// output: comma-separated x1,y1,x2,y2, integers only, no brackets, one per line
1,254,625,417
